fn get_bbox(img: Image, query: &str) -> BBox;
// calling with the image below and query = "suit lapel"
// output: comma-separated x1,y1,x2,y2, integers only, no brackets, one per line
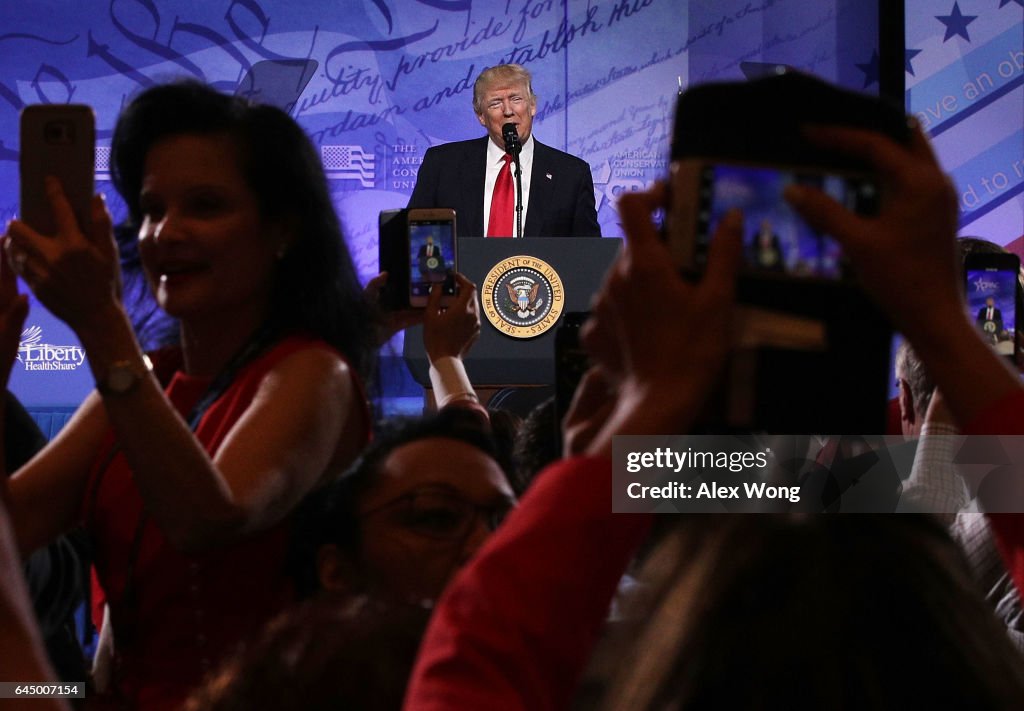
525,140,550,236
460,137,488,237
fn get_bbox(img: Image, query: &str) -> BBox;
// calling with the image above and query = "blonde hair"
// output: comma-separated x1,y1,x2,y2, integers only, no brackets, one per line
472,64,535,114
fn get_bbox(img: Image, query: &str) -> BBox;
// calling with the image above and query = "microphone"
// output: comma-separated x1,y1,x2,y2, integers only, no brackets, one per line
502,122,521,156
501,122,524,238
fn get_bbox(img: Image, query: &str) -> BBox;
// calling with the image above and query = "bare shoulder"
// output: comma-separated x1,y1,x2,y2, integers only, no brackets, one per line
256,345,355,399
239,344,367,479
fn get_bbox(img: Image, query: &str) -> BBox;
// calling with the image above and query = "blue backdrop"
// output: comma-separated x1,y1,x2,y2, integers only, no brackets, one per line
1,1,1019,410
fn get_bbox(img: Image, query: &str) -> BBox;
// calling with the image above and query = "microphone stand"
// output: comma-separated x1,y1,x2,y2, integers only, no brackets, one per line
502,123,524,239
512,151,523,239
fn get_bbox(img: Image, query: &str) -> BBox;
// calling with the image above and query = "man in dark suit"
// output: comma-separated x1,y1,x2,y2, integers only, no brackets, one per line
408,64,601,238
417,235,446,281
747,218,785,271
976,296,1004,342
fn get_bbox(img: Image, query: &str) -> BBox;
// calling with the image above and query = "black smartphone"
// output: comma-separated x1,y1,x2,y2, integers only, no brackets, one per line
378,208,411,310
659,73,905,433
665,72,908,281
20,104,95,236
554,312,591,433
965,252,1020,360
408,207,457,308
693,161,879,279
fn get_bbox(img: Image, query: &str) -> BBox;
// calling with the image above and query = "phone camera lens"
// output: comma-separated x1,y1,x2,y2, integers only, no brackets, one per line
44,121,72,144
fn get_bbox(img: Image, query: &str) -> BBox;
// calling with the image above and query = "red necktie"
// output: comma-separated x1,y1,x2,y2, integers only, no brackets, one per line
487,154,514,238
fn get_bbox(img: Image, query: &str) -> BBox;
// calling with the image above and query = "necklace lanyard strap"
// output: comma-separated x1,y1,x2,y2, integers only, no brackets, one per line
185,325,277,431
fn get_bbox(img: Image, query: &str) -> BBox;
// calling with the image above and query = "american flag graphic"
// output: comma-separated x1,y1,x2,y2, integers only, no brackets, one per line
906,0,1023,243
321,145,376,187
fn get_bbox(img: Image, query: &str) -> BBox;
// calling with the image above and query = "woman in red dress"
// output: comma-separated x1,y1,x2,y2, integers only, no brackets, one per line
0,81,374,710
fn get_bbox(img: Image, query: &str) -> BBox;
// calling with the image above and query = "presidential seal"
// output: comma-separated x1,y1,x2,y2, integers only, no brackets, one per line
481,256,565,339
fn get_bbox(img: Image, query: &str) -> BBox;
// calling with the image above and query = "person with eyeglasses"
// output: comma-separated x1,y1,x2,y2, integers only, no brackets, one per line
407,63,601,238
288,407,515,604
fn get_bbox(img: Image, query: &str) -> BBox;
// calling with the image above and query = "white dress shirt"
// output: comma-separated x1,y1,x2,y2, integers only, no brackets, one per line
483,135,534,237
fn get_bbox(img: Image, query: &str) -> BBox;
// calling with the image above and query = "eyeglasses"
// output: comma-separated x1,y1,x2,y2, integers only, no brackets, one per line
359,487,516,542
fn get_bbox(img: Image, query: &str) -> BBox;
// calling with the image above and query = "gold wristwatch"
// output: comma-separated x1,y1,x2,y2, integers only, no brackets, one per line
96,355,153,396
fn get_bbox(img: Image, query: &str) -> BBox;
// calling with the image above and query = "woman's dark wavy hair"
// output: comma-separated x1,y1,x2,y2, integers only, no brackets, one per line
110,80,374,378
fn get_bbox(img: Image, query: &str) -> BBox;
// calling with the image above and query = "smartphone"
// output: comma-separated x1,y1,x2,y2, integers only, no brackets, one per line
408,207,457,308
554,312,590,435
688,161,878,279
20,104,95,236
965,252,1020,360
666,72,907,282
378,208,411,310
658,72,903,433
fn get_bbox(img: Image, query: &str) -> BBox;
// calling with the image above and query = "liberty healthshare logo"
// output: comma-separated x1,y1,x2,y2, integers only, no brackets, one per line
17,326,86,372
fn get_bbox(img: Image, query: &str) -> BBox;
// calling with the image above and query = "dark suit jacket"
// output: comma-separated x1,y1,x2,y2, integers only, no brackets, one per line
417,243,446,278
977,306,1004,335
408,136,601,237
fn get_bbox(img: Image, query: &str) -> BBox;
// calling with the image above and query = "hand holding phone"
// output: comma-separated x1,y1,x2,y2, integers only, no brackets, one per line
423,272,479,361
363,270,425,346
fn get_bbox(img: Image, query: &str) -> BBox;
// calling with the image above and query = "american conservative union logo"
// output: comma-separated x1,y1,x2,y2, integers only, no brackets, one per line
17,326,86,372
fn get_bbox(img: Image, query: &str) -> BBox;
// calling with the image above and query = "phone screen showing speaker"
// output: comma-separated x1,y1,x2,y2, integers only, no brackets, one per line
696,163,878,279
967,265,1018,358
409,217,456,300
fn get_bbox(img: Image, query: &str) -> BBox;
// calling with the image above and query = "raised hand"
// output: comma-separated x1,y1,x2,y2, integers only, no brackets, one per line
786,122,1020,427
424,272,480,362
4,178,120,335
364,271,425,346
578,185,743,456
785,122,962,344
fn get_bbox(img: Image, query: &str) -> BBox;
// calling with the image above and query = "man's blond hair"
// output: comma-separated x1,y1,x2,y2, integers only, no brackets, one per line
472,64,536,114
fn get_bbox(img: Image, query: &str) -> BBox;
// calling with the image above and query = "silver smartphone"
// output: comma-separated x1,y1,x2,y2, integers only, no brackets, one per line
408,207,458,308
